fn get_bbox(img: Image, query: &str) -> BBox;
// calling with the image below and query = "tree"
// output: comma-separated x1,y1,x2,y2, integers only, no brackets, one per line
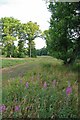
43,30,51,55
20,21,41,57
36,47,48,56
18,40,25,58
44,2,80,64
1,17,21,57
12,45,18,58
27,41,37,57
1,17,20,37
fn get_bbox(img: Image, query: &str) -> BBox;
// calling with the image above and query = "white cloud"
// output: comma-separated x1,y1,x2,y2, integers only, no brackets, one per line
0,0,51,49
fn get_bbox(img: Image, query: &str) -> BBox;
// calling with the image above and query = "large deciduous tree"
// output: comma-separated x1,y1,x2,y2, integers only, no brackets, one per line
27,41,37,57
1,17,21,57
21,21,41,57
44,2,80,64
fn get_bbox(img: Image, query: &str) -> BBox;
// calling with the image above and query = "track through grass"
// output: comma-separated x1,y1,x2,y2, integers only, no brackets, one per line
1,56,79,118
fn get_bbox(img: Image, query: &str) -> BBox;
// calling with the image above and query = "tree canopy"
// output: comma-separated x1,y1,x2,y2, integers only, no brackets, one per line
0,17,41,58
20,21,41,57
44,2,80,64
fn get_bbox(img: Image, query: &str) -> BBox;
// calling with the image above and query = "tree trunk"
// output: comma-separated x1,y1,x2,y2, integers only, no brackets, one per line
30,43,31,57
10,54,11,58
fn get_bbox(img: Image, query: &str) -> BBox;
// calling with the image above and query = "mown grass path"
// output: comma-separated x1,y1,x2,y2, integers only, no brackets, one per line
2,58,39,82
2,57,52,84
2,56,78,87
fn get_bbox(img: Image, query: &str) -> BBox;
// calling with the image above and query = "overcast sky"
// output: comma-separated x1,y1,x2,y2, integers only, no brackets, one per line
0,0,51,49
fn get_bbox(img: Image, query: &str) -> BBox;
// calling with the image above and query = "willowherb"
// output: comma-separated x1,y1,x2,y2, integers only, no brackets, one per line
43,81,47,88
26,82,29,88
15,105,20,111
66,86,72,96
0,105,6,112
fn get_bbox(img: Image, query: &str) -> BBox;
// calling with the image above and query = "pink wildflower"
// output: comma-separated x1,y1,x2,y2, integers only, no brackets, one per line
15,106,19,111
66,86,72,95
26,82,29,88
43,82,47,88
0,105,6,112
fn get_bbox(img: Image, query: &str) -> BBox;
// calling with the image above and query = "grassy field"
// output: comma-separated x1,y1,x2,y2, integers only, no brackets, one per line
1,56,79,118
2,59,28,68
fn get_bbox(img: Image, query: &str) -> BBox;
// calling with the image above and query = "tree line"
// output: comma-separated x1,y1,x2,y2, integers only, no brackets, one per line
0,18,46,58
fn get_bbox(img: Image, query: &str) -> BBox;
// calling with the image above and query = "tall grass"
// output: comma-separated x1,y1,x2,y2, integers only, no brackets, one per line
1,56,79,118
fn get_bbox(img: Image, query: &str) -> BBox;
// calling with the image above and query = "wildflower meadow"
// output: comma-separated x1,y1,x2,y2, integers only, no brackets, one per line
1,56,79,119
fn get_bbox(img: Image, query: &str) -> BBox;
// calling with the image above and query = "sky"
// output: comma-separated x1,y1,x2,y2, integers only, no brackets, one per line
0,0,51,49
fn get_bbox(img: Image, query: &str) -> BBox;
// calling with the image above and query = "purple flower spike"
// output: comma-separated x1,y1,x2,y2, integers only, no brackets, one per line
0,105,6,112
26,82,29,88
15,106,19,111
2,105,6,111
43,82,47,88
66,86,72,96
20,80,22,83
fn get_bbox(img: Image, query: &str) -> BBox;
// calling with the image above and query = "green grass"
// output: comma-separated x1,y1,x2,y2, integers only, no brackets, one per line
1,56,79,118
2,59,28,68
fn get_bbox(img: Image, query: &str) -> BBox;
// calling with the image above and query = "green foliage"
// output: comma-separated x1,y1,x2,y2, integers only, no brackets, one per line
1,17,20,36
27,41,37,58
36,47,48,56
12,46,18,58
17,21,41,57
21,21,41,57
17,40,25,58
2,35,16,57
25,21,41,40
44,2,80,64
1,17,21,57
31,47,37,58
1,17,42,58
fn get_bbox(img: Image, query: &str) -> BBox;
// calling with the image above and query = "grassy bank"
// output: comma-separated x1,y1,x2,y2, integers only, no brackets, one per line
1,56,79,118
